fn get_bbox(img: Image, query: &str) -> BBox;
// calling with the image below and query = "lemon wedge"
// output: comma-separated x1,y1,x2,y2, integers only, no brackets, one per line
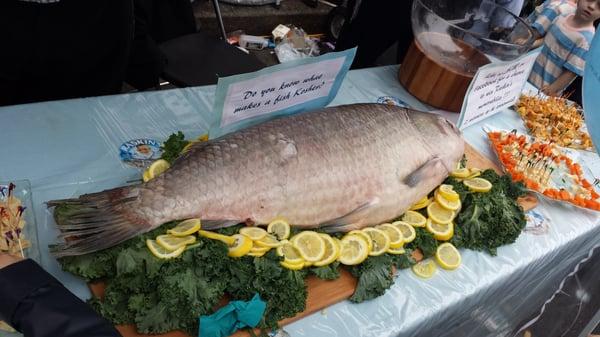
450,168,471,178
267,218,291,240
435,192,461,211
239,227,268,241
348,230,373,252
314,234,340,267
167,218,201,237
255,233,283,248
292,231,325,262
426,219,454,241
142,170,152,183
435,242,461,270
361,227,390,256
146,239,185,259
386,246,406,255
463,178,493,193
377,223,404,248
228,234,253,258
392,221,416,243
280,260,305,270
143,159,170,182
156,234,196,251
402,210,427,227
181,134,209,153
277,240,304,264
427,202,455,225
412,259,437,279
198,230,235,245
438,184,460,201
338,235,369,265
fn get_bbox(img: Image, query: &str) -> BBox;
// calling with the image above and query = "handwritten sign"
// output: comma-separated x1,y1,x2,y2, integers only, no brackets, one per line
457,49,539,129
210,48,356,138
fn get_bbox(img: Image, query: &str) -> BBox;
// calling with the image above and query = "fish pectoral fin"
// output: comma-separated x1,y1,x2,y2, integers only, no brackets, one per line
403,156,448,188
201,220,243,230
320,198,379,231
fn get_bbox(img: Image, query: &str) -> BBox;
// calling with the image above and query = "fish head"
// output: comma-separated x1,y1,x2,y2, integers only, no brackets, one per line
408,111,465,168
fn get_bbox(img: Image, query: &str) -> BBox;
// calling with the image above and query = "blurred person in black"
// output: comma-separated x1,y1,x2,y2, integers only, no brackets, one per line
335,0,415,69
0,0,133,106
0,252,121,337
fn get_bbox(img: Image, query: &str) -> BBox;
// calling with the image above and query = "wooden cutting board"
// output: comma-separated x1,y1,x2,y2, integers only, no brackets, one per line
89,143,537,337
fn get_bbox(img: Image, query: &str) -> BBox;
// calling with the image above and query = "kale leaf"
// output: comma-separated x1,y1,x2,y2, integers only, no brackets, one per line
446,169,527,255
160,131,189,164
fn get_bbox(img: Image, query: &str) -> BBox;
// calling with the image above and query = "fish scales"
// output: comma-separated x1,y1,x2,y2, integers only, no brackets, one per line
50,103,464,256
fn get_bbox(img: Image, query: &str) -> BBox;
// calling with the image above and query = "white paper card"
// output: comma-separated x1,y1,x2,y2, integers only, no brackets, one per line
457,50,539,129
220,57,345,127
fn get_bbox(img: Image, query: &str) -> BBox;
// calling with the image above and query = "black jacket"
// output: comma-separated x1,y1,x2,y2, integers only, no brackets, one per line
0,259,121,337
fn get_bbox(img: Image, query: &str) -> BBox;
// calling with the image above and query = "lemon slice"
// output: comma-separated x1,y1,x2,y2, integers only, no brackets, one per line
438,184,460,201
348,230,373,252
146,239,185,259
435,242,461,270
426,218,454,241
463,178,493,193
412,259,437,279
292,231,325,262
427,202,455,225
280,260,305,270
450,168,470,178
156,234,196,251
249,245,270,254
255,233,283,248
392,221,416,243
228,234,253,258
386,246,406,255
409,196,431,210
267,218,291,240
435,192,461,211
377,223,404,248
361,227,390,256
276,240,304,264
167,218,201,236
143,159,170,182
239,227,268,241
466,168,482,179
198,230,235,245
338,235,369,265
402,210,427,227
314,234,340,267
247,251,266,257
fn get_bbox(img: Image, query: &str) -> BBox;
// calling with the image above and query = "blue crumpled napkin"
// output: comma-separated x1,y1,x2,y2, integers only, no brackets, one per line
199,293,266,337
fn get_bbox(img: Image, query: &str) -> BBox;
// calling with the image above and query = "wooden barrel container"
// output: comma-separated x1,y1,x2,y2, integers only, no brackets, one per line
399,32,491,112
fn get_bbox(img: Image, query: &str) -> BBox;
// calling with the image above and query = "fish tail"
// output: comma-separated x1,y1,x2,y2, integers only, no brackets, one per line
47,186,149,257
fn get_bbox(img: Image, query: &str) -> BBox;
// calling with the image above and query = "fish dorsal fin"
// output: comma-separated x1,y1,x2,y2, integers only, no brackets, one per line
319,198,379,231
403,156,448,188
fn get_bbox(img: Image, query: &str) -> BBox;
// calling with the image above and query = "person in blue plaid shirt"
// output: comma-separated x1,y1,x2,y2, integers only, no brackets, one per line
528,0,600,96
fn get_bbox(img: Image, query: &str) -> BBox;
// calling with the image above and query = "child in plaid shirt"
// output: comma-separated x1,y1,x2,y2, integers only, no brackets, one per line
528,0,600,96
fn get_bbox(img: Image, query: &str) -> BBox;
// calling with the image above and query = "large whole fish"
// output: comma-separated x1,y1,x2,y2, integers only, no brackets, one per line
50,104,464,257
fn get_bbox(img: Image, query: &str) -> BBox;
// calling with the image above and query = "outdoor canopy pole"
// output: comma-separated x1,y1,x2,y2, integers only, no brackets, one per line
211,0,228,40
